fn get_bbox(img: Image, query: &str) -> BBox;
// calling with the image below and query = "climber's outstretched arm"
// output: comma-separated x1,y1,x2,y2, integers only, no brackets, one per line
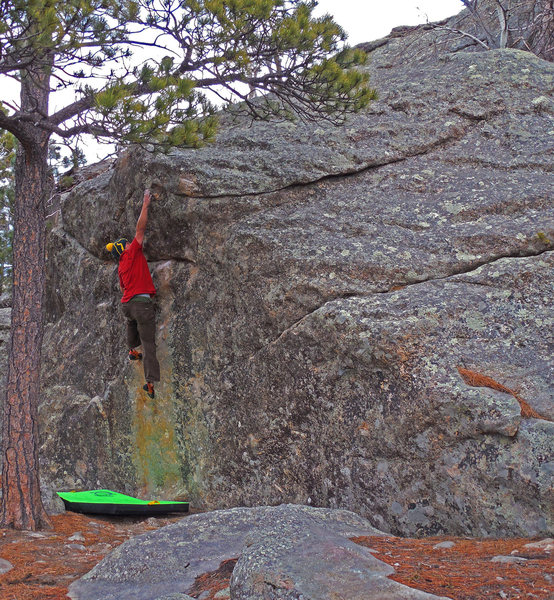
135,189,151,246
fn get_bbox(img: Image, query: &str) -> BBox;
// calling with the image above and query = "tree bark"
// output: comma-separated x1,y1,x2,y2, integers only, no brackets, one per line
0,69,51,530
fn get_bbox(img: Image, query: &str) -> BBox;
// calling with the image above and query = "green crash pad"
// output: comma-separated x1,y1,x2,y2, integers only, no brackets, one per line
57,489,189,516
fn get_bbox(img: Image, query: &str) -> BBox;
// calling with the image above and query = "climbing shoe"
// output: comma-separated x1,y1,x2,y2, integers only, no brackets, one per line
129,349,142,361
143,383,155,399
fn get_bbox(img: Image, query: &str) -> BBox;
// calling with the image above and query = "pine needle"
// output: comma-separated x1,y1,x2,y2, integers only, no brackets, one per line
457,367,548,420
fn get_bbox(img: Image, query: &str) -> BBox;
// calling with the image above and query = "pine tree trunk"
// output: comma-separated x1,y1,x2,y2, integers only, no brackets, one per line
0,71,51,530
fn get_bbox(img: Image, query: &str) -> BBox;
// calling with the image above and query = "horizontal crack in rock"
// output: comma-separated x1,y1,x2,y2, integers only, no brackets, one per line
396,247,553,293
203,124,474,201
255,248,552,354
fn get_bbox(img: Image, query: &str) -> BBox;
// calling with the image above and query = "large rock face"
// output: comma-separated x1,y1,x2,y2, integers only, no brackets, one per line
38,37,553,536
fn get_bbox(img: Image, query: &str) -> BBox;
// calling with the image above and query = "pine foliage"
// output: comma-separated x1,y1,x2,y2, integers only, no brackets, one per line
0,0,376,152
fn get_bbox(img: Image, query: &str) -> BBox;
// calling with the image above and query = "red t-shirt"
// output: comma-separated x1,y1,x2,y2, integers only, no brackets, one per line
118,238,156,303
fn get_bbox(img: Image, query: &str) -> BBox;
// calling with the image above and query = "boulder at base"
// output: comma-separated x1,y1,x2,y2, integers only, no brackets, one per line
68,505,449,600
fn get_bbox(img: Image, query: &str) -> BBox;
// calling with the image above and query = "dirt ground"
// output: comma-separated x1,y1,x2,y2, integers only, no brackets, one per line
0,512,552,600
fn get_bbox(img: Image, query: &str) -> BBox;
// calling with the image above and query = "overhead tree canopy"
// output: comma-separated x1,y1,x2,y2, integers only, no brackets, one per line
0,0,376,152
0,0,376,530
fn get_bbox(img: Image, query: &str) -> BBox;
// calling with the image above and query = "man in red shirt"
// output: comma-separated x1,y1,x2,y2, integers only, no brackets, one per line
106,189,160,398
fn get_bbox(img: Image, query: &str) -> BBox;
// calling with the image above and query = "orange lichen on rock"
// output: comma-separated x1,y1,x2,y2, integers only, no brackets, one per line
457,367,548,420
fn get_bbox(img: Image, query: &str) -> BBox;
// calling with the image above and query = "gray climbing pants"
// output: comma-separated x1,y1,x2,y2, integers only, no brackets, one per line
121,298,160,383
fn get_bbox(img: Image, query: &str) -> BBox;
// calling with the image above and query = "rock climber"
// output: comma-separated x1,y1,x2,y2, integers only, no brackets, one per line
106,189,160,398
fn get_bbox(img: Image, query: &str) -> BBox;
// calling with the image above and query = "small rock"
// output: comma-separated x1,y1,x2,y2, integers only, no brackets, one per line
65,543,87,551
0,558,13,574
523,538,553,551
89,542,113,553
214,588,231,599
433,541,455,549
68,532,85,542
491,555,528,564
25,531,47,538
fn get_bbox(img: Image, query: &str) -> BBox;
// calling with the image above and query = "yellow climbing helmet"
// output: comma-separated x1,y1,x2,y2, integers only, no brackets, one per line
106,238,128,259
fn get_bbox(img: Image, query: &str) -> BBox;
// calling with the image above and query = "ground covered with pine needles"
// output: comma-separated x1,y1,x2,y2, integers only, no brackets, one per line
0,512,551,599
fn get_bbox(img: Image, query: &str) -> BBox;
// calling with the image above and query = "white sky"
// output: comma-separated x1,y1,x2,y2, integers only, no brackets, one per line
314,0,463,45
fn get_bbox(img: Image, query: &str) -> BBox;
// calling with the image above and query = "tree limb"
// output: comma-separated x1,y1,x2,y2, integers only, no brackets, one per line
432,24,491,49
